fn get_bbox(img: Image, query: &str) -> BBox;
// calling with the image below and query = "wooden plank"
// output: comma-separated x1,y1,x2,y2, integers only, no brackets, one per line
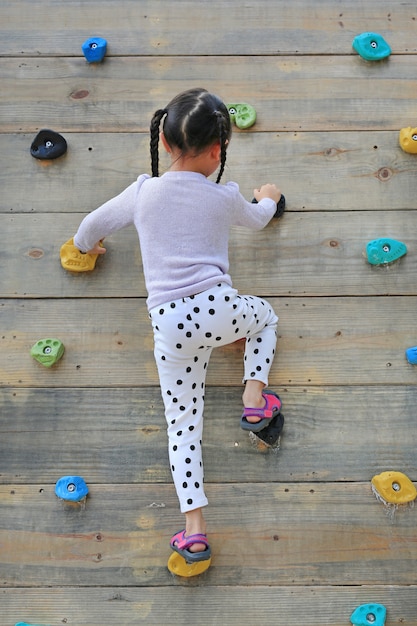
1,0,416,57
2,131,417,214
2,56,417,132
1,386,416,483
3,586,417,626
2,210,417,298
0,482,416,587
1,296,417,387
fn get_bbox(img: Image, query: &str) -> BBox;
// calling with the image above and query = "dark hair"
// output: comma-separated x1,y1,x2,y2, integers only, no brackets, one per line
150,88,231,184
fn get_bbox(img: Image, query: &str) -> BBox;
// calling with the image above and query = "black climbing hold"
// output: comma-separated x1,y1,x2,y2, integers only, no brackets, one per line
255,411,284,446
30,129,67,160
252,194,286,219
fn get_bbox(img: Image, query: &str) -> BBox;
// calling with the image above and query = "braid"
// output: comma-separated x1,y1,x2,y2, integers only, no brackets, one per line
150,109,167,177
215,112,228,184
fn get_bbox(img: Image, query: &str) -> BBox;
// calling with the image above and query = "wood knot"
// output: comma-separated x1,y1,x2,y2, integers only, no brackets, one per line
70,89,90,99
324,147,339,157
376,167,393,181
329,240,339,248
27,248,44,259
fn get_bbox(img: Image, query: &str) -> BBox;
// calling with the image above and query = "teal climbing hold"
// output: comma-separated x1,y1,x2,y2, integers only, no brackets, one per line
366,238,407,265
15,623,50,626
30,338,65,368
352,32,391,61
55,476,89,502
350,603,386,626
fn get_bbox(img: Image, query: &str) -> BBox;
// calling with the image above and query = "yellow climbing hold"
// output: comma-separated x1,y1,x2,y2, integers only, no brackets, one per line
60,237,103,272
167,552,211,578
371,471,416,505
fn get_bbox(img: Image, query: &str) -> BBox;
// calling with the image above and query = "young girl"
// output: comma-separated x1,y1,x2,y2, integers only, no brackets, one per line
70,87,282,565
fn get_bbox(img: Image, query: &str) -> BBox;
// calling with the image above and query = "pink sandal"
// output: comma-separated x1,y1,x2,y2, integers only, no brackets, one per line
170,530,211,564
241,391,282,433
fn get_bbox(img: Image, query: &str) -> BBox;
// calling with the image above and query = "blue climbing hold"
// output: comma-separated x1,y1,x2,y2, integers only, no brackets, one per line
350,603,386,626
366,238,407,265
406,346,417,365
352,32,391,61
55,476,89,502
82,37,107,63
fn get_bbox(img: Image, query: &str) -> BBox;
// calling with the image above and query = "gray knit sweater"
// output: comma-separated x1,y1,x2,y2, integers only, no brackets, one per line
74,171,276,309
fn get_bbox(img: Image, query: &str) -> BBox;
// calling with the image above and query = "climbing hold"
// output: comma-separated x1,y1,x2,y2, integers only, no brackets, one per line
352,32,391,61
15,623,50,626
366,238,407,265
252,194,286,219
167,551,211,578
60,237,103,272
15,623,51,626
405,346,417,365
82,37,107,63
227,103,257,129
399,127,417,154
371,471,417,506
30,339,65,368
55,476,89,502
350,603,387,626
30,129,67,160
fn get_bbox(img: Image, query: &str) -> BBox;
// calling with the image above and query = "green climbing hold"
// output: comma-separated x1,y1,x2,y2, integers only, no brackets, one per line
227,103,257,129
30,338,65,368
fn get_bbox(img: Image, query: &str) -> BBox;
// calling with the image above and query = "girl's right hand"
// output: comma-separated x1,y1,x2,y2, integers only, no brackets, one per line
253,184,281,205
87,240,106,255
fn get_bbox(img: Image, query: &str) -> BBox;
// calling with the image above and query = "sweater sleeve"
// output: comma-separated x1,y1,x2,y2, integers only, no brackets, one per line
74,174,149,252
225,182,277,230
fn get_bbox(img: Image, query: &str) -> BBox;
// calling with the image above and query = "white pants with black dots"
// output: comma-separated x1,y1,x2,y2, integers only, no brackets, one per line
149,282,278,513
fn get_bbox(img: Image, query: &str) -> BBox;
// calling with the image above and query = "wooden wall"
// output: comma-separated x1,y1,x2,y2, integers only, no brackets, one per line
1,1,417,624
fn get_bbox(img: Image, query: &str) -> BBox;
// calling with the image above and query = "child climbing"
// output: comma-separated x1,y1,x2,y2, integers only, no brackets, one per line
68,87,282,569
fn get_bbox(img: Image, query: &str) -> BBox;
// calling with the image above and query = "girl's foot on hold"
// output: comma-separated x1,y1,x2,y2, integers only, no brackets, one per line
241,390,282,433
170,530,211,563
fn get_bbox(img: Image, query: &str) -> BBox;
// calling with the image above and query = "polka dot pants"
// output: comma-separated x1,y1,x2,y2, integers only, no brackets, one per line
149,282,278,513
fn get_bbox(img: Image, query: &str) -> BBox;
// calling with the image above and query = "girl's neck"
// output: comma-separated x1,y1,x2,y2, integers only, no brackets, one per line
166,143,221,179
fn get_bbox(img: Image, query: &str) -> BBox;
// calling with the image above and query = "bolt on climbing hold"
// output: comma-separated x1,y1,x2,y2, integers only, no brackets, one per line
252,195,286,219
352,32,391,61
227,103,257,129
366,238,407,266
405,346,417,364
30,338,65,368
371,471,416,506
399,127,417,154
82,37,107,63
350,603,387,626
30,129,67,160
60,237,104,272
55,476,89,503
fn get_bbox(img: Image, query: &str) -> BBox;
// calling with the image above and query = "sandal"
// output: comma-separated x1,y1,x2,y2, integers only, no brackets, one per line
170,530,211,564
241,391,282,433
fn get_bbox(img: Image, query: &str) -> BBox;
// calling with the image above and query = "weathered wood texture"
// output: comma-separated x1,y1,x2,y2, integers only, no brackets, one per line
1,483,416,587
2,211,417,297
2,56,417,132
2,132,417,213
1,386,416,484
1,0,416,56
2,297,417,387
3,586,417,626
2,0,417,624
